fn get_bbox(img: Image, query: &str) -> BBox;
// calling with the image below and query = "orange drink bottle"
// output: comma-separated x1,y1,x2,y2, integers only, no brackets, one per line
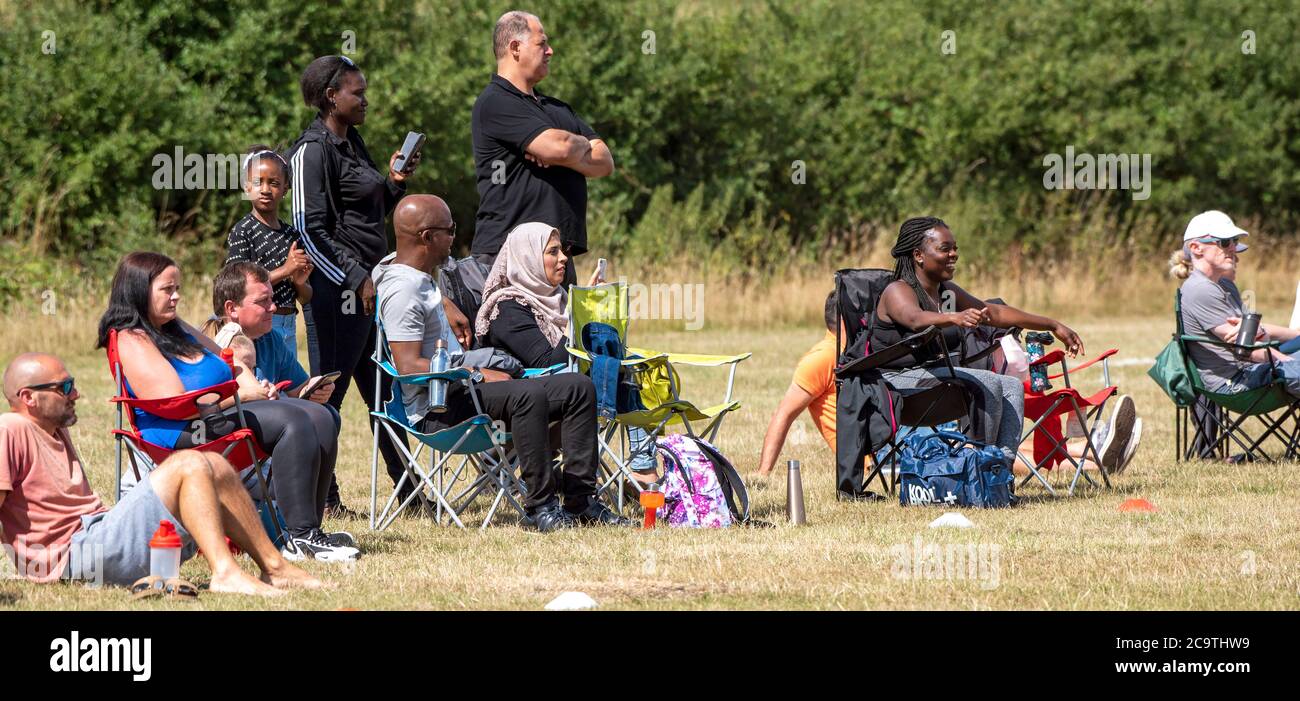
639,484,664,529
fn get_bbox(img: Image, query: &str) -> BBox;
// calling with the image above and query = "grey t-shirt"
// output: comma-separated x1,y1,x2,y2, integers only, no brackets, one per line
373,254,463,421
1180,269,1245,392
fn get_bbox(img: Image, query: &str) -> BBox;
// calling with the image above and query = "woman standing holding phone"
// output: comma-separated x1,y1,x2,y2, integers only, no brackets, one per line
286,55,426,515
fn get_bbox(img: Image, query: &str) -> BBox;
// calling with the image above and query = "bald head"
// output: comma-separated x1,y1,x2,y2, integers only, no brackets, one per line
3,353,65,407
394,194,451,243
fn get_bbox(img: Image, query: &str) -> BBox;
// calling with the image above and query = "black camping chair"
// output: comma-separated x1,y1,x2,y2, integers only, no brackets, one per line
832,268,1008,496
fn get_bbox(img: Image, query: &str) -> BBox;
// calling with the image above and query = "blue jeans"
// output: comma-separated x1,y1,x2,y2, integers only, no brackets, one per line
627,426,657,472
272,313,298,360
552,364,656,473
1226,359,1300,397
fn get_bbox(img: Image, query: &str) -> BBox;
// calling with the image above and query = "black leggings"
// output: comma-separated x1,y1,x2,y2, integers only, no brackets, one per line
176,397,339,536
303,267,408,502
419,374,598,512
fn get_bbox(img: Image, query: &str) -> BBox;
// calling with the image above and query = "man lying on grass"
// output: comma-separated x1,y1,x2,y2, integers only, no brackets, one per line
0,352,322,595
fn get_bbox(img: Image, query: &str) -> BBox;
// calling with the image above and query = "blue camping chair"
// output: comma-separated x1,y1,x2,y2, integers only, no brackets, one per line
368,316,565,531
368,318,529,531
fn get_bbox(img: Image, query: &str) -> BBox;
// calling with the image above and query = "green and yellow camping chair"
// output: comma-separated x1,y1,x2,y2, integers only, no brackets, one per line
565,282,750,509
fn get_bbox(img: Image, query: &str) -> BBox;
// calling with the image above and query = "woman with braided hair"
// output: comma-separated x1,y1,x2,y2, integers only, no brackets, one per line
869,216,1085,458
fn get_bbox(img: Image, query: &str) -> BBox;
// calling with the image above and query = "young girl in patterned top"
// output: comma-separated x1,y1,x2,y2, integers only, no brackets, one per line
225,145,313,356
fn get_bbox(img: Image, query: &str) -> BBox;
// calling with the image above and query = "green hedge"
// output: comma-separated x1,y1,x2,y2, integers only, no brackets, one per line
2,0,1297,297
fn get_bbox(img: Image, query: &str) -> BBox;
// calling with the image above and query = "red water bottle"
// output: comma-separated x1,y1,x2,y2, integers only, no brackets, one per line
220,347,236,375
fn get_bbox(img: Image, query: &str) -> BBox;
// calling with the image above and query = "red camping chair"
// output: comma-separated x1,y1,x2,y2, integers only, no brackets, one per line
1017,347,1118,496
104,329,282,544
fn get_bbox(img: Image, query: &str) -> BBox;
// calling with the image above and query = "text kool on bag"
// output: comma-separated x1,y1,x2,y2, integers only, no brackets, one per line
898,430,1016,508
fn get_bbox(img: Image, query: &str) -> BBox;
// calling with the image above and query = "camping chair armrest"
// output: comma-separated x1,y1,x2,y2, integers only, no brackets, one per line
1179,334,1280,352
628,348,751,367
109,380,240,420
836,352,890,377
1042,348,1118,380
391,368,473,385
522,363,566,377
1027,349,1067,368
835,326,940,378
566,346,668,367
621,348,750,407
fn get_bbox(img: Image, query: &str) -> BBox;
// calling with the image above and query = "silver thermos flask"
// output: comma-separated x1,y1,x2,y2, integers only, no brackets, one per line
786,460,806,525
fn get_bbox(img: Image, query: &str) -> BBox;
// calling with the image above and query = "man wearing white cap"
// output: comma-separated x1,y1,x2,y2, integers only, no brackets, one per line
1172,210,1300,397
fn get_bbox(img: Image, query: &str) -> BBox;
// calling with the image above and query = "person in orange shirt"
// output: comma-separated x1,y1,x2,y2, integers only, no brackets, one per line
757,292,842,481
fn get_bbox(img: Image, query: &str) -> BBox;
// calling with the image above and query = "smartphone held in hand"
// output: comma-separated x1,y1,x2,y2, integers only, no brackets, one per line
394,131,425,173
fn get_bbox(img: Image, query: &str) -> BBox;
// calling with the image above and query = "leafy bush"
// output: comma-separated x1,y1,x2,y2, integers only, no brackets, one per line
1,0,1297,302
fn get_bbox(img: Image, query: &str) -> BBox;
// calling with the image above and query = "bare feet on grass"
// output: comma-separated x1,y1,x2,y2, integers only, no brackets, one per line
209,564,286,597
261,561,329,590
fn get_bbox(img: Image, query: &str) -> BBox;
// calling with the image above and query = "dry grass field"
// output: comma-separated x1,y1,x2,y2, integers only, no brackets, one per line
1,261,1298,610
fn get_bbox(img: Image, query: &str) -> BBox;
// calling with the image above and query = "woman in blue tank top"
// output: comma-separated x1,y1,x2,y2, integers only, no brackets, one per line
97,252,358,562
121,340,232,448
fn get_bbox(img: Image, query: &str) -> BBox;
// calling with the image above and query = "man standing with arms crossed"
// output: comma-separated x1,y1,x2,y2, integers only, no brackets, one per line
468,10,615,303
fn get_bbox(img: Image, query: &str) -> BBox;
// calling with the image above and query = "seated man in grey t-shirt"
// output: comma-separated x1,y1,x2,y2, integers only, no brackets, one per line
371,194,631,532
1176,210,1300,394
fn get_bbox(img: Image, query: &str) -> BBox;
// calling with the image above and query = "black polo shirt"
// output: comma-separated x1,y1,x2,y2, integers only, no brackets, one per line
471,74,599,257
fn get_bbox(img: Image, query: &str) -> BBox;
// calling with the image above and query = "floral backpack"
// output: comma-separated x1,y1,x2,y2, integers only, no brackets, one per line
655,434,750,528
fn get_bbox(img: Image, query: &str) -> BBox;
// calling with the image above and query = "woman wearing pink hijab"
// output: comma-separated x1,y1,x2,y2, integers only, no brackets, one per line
476,222,659,487
476,221,599,367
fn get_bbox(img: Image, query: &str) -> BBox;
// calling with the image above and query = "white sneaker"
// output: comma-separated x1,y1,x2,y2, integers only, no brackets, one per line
1098,395,1136,472
281,529,359,562
1114,417,1143,475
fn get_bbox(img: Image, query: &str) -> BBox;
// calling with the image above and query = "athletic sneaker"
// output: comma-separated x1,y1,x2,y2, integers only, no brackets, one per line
322,530,356,548
281,529,360,562
1097,395,1136,472
1114,417,1143,475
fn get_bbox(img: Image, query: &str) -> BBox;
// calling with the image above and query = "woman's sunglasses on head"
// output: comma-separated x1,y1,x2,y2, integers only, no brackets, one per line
24,378,75,396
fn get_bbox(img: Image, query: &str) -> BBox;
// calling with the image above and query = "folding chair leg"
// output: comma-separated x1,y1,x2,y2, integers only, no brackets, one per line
369,419,382,529
372,420,468,530
1065,399,1110,495
377,469,412,528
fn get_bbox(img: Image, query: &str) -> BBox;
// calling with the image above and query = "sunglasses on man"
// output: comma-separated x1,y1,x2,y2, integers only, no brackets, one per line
423,222,457,238
1194,236,1241,250
24,377,76,396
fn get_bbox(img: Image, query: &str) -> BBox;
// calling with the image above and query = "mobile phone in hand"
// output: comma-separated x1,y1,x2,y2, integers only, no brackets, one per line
299,370,342,398
394,131,425,173
595,258,608,283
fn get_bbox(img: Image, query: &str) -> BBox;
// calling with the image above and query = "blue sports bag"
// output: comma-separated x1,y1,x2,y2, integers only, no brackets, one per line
898,430,1016,508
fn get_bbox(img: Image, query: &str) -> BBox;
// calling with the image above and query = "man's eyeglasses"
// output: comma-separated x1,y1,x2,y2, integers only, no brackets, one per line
424,222,457,238
24,378,75,396
1195,236,1240,250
